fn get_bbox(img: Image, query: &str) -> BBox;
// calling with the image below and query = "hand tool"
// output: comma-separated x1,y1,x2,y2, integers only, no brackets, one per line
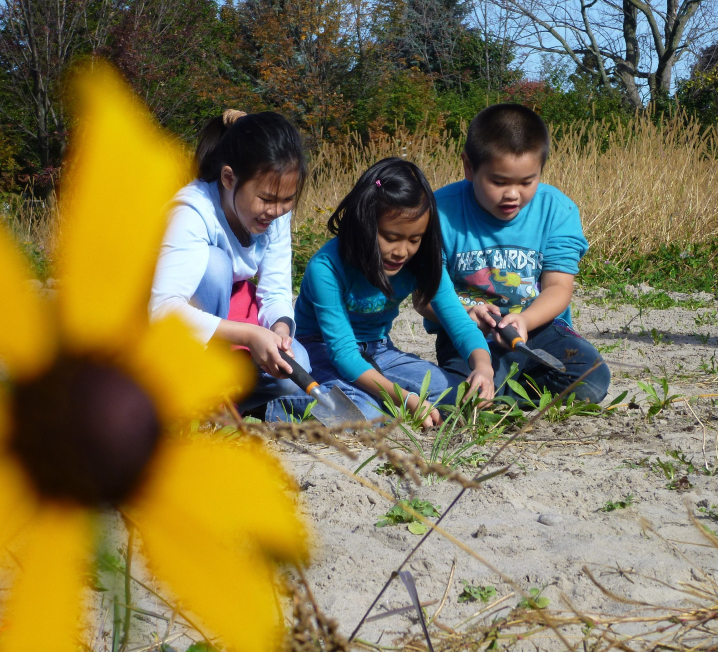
278,350,367,427
486,313,566,372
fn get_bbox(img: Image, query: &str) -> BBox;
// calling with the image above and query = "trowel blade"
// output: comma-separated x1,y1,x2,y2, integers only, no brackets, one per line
310,386,367,428
516,342,566,372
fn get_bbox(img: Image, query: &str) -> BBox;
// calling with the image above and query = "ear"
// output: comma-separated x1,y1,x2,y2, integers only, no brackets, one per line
460,153,474,182
220,165,236,191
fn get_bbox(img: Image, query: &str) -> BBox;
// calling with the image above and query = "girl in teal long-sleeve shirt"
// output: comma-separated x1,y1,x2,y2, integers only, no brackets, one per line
267,157,494,427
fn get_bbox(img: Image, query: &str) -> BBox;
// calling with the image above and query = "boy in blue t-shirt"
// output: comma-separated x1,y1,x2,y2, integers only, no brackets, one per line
420,103,610,403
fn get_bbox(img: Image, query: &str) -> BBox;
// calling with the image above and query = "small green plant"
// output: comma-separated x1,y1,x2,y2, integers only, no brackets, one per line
697,333,710,345
650,328,672,346
374,462,401,476
601,495,635,512
374,370,451,431
666,449,698,475
698,504,718,521
597,340,622,354
517,587,550,609
699,352,718,375
458,581,497,603
637,376,682,417
619,457,650,470
282,400,317,424
507,376,602,422
376,498,440,535
694,310,718,327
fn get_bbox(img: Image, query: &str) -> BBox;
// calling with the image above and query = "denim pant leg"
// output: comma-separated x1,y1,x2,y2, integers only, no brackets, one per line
370,339,467,408
265,340,385,422
190,246,309,414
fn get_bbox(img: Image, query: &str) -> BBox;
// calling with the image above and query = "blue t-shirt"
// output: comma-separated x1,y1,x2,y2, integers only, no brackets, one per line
295,238,489,382
427,180,588,333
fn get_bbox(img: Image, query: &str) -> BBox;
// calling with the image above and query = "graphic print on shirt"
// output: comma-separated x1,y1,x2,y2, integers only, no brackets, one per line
452,247,542,314
346,294,400,315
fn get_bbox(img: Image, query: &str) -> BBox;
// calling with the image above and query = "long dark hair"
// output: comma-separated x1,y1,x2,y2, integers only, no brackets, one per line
328,157,443,307
196,109,307,205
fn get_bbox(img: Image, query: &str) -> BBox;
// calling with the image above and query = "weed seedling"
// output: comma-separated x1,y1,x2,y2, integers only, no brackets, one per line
508,375,602,422
376,499,440,535
374,462,401,476
637,376,682,417
458,581,497,603
375,371,450,431
694,310,718,327
650,328,673,346
698,504,718,522
597,340,622,354
281,400,317,424
517,587,550,609
699,352,718,375
601,495,635,512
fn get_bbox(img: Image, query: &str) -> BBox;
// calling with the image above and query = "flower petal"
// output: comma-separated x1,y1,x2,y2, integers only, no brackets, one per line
0,226,55,380
135,440,308,564
0,503,89,652
58,62,189,353
0,456,37,549
128,315,256,421
135,478,284,652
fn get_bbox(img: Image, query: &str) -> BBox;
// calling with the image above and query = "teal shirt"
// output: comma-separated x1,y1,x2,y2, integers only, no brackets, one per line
426,180,588,333
295,238,489,382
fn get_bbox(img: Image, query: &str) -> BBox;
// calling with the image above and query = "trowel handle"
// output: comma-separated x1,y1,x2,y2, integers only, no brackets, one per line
278,349,320,396
486,312,524,351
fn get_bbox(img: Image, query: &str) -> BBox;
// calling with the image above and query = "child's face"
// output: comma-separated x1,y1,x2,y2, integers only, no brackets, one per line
462,152,542,221
377,209,430,276
221,167,299,235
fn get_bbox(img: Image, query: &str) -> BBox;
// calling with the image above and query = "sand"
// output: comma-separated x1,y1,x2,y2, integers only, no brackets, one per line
82,287,718,650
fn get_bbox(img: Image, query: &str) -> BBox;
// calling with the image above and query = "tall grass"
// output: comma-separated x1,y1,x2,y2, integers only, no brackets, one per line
295,112,718,264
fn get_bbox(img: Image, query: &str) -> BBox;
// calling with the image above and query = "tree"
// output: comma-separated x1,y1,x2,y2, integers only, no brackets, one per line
491,0,718,107
678,41,718,124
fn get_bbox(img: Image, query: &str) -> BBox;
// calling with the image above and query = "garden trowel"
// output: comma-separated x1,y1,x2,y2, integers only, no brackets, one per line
486,313,566,372
278,350,367,427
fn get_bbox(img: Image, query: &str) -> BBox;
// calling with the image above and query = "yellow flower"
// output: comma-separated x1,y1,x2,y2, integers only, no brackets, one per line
0,62,308,651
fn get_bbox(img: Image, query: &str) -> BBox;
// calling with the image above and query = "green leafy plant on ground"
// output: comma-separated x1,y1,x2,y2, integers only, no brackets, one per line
507,376,602,422
637,376,683,417
601,495,635,512
458,581,497,603
517,587,550,609
375,498,440,535
281,400,317,424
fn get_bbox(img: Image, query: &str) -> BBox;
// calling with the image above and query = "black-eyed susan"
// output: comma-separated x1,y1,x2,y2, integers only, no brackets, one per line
0,62,308,652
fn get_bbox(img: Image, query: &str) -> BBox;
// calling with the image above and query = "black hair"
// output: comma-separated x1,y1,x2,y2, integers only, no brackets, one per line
327,157,442,307
196,111,306,239
464,103,550,171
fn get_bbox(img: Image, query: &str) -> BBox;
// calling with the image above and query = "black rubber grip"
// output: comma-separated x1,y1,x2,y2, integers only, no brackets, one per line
278,349,316,394
486,312,523,350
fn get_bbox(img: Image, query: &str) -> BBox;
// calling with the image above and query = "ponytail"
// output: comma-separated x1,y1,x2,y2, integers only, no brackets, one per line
195,110,306,202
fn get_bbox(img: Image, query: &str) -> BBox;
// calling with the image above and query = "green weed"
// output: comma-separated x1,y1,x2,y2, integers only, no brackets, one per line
374,462,401,476
649,328,672,346
374,371,451,431
597,340,622,354
507,375,602,422
699,352,718,375
601,495,635,512
636,376,683,417
376,498,440,535
517,587,550,610
282,400,317,424
458,581,497,603
695,310,718,327
698,504,718,522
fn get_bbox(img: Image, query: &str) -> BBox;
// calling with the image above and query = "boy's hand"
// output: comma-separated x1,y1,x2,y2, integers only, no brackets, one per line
467,303,503,335
492,312,529,349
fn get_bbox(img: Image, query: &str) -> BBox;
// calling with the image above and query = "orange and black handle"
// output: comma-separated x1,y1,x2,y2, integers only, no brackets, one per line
278,349,319,395
486,313,524,350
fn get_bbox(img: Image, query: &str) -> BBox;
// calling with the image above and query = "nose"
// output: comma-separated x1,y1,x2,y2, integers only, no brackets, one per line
504,185,519,200
266,200,293,218
393,241,408,259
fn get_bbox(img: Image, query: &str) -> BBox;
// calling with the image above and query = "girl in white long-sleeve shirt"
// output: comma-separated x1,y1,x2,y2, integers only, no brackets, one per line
150,110,310,415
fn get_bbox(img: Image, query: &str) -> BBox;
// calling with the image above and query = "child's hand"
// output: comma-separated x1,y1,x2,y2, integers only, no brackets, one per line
248,326,294,378
467,303,503,335
464,350,495,405
492,313,529,349
405,393,442,429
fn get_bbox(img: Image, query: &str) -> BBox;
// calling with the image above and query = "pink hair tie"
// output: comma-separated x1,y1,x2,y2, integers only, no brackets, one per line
376,179,381,187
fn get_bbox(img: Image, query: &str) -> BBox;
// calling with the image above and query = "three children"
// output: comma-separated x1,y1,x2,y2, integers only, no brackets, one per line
153,103,609,420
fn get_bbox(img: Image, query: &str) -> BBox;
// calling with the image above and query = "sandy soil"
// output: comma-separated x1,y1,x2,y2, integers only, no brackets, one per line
84,287,718,650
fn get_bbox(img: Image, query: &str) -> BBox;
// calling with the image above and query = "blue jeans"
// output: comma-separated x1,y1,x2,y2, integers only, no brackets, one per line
436,319,610,404
191,246,309,413
266,337,468,423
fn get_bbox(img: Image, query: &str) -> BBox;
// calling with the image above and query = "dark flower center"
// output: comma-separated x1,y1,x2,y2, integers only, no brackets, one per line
10,357,161,506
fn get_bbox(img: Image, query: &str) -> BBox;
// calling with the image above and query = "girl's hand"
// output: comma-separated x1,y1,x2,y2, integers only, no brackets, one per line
405,393,442,429
465,349,495,405
270,319,295,358
248,326,294,378
467,303,503,335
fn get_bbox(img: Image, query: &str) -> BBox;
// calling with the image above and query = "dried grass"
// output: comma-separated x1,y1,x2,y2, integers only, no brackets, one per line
295,113,718,263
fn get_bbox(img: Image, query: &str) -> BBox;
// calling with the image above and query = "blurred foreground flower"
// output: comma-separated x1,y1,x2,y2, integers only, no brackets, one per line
0,62,308,652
